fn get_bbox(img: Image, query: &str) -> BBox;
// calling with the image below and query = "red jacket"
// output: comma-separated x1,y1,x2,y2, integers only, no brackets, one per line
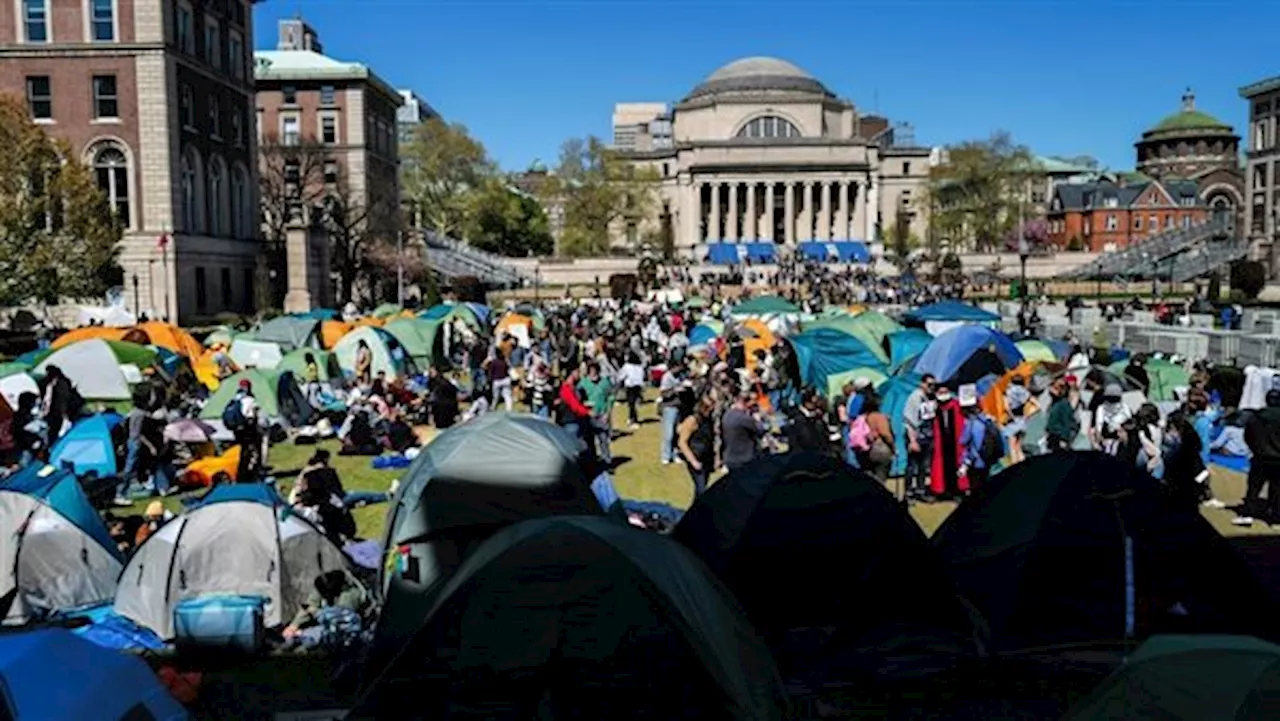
559,380,591,418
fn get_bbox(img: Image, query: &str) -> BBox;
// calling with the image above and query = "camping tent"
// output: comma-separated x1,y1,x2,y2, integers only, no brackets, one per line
673,452,978,683
51,326,133,349
420,303,482,331
1016,338,1069,364
227,338,284,370
786,328,886,391
886,328,933,375
244,316,321,352
33,340,155,400
132,322,203,358
1064,635,1280,720
49,412,123,479
733,295,801,315
803,315,892,364
199,368,313,426
913,325,1023,386
333,326,417,380
1108,358,1190,402
0,629,187,720
825,366,889,400
353,516,786,721
202,325,236,349
373,414,603,679
371,303,404,319
0,372,38,409
0,465,123,624
276,349,344,384
382,317,445,368
932,453,1278,652
114,483,362,640
905,300,1001,336
980,361,1056,426
688,323,720,347
879,373,922,477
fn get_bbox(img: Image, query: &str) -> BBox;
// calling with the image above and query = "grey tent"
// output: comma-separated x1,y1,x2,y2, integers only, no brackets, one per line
371,413,604,681
114,484,361,639
244,316,321,353
351,516,787,720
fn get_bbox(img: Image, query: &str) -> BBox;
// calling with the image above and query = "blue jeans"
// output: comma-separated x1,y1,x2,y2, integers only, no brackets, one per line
534,404,550,419
593,416,613,465
153,461,175,494
118,438,141,499
688,466,708,497
659,406,679,463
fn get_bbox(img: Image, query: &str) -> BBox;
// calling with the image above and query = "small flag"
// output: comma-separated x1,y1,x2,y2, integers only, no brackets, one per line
157,233,170,250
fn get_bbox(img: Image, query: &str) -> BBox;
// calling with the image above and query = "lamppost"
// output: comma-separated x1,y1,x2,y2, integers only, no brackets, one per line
131,274,140,318
1018,234,1030,315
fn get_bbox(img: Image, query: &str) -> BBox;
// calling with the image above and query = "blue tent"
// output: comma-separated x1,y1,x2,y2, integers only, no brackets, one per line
886,329,933,374
913,326,1023,386
293,308,339,321
878,373,922,477
49,412,122,478
905,300,1000,324
787,328,886,392
463,302,491,323
0,628,187,720
688,324,719,346
1,464,119,560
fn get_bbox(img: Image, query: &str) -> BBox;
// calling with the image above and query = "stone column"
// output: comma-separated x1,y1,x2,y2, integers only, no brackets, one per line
764,183,776,242
709,182,721,242
726,182,739,242
784,182,796,245
837,180,850,240
801,181,814,242
851,180,867,240
744,183,757,241
866,175,880,242
283,205,314,313
819,181,832,241
680,179,698,249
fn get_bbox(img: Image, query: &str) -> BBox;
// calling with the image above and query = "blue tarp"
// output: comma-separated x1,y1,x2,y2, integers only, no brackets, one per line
0,628,188,719
0,465,120,561
49,412,122,479
905,300,1001,324
705,243,777,264
293,308,339,321
796,241,870,263
913,326,1023,385
878,373,922,477
886,329,933,374
689,324,719,347
787,328,886,392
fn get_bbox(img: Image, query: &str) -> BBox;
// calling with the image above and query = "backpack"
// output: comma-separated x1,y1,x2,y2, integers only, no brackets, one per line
978,416,1005,466
848,415,873,452
222,395,247,431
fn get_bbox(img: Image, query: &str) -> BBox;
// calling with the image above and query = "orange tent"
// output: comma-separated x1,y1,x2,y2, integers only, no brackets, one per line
321,320,353,349
737,318,777,370
51,326,130,349
352,316,385,329
182,445,240,487
980,360,1059,425
496,313,534,335
133,321,203,358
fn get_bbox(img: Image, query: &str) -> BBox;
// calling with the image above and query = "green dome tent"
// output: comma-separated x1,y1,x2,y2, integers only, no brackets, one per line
420,303,482,331
200,369,281,419
333,326,417,380
382,317,444,368
803,313,899,364
825,366,889,399
1065,635,1280,721
276,349,343,383
1108,358,1190,402
32,340,158,401
371,303,404,319
354,516,787,721
733,295,801,315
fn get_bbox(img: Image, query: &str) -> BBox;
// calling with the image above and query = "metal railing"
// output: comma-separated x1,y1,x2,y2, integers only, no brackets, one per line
1065,214,1231,280
420,229,526,286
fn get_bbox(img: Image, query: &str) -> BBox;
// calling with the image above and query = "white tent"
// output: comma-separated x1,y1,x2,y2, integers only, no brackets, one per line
0,372,38,409
113,486,360,639
228,339,284,370
32,339,131,400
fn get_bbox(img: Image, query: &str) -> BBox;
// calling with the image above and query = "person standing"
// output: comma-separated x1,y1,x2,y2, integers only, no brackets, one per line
40,365,76,443
720,390,765,475
930,387,967,499
116,397,150,507
1045,378,1080,452
354,340,373,386
958,385,1000,494
677,396,718,498
1090,384,1132,456
1003,375,1032,463
225,379,262,483
578,363,614,465
557,366,593,457
657,362,684,465
486,348,514,412
1243,388,1280,523
903,374,937,500
618,353,646,430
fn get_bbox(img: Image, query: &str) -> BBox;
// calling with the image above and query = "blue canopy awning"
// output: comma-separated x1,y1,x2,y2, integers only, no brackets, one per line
905,300,1000,324
705,243,777,264
796,242,870,263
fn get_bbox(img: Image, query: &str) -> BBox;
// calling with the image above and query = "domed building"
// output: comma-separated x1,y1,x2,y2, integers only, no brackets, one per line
613,56,931,259
1135,89,1244,214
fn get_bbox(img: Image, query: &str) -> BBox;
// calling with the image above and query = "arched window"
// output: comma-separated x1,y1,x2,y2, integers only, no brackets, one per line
230,163,252,239
736,116,801,139
180,146,204,233
92,143,130,228
206,156,227,236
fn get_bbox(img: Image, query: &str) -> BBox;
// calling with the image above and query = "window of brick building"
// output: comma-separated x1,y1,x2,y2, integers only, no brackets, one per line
23,0,48,42
92,144,130,227
91,0,115,41
1132,215,1142,230
282,86,297,105
324,161,338,186
1148,214,1157,230
1165,215,1174,229
26,76,52,119
320,85,336,105
228,32,244,79
281,115,300,145
231,110,243,147
320,114,337,144
92,75,117,118
1106,214,1117,231
1183,215,1192,229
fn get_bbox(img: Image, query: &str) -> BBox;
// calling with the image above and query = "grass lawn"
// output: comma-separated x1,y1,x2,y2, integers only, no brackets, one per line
126,392,1263,542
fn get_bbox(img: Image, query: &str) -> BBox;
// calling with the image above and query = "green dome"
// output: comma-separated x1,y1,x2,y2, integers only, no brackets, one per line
1151,109,1231,133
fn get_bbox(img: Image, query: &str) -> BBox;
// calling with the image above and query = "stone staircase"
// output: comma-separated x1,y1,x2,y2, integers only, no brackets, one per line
420,230,526,287
1064,213,1233,281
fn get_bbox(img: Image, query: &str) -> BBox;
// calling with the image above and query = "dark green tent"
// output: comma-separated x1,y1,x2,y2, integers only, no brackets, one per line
1065,635,1280,720
351,516,787,720
932,452,1277,653
369,413,604,683
672,452,979,686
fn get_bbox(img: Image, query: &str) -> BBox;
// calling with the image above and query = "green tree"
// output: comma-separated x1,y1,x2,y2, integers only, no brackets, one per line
0,95,121,308
542,136,659,257
463,177,553,257
925,131,1035,252
1231,260,1267,300
400,118,494,239
885,207,920,268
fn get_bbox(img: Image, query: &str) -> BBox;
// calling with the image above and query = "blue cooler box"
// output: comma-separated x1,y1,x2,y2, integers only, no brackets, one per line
173,595,267,652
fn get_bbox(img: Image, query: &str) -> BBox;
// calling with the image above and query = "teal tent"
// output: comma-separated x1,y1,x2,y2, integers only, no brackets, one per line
886,329,933,375
276,349,343,383
733,295,800,315
826,367,888,400
803,315,891,364
1108,358,1189,402
382,317,445,368
878,372,922,477
786,328,886,392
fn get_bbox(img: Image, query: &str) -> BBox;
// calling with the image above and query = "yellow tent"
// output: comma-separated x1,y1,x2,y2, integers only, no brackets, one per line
51,326,130,349
496,313,534,335
737,318,777,369
192,348,239,391
134,321,203,358
321,320,353,349
352,317,385,329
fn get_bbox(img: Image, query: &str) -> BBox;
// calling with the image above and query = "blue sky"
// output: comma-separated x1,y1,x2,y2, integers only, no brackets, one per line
255,0,1269,171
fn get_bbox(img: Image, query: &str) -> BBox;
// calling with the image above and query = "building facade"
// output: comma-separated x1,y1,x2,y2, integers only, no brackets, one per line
1046,176,1207,252
254,17,402,301
0,0,260,322
1135,89,1244,222
1240,75,1280,276
611,102,672,152
396,88,437,144
616,57,931,256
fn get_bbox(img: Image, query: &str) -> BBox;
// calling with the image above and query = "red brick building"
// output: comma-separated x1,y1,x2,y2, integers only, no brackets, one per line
0,0,261,322
1047,175,1209,252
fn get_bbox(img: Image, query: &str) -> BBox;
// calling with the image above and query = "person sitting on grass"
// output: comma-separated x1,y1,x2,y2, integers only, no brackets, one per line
281,569,374,650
